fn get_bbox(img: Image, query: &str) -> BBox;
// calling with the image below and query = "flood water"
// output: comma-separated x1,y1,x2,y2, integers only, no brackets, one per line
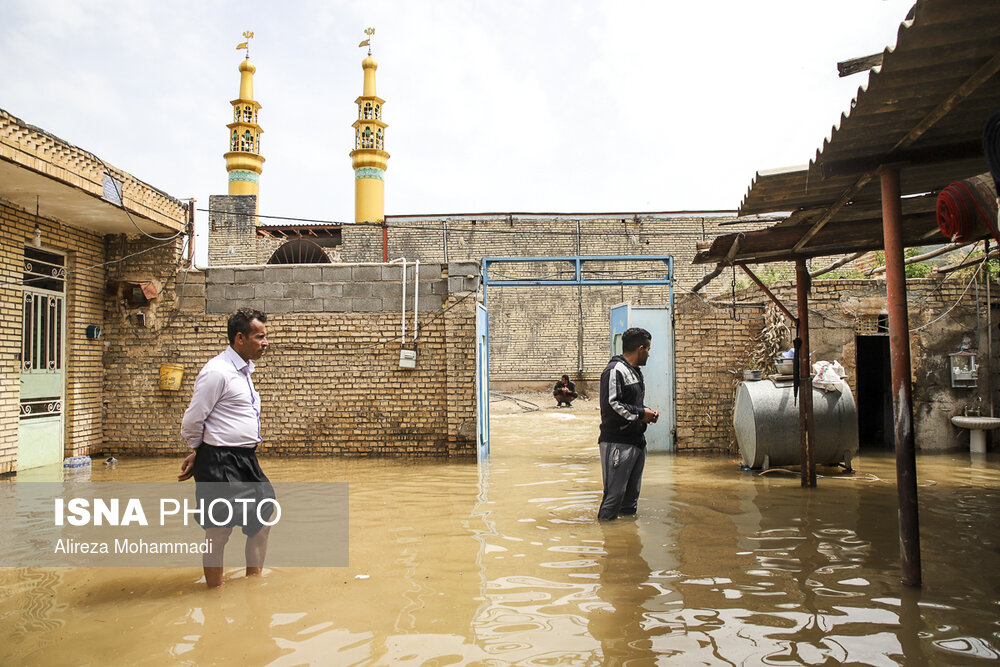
2,398,1000,665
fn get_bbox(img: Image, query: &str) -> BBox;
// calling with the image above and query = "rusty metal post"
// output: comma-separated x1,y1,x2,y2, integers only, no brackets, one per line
880,167,922,587
795,260,817,487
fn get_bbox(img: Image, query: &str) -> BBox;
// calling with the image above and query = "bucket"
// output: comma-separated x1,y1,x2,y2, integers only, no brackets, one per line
159,363,184,391
774,357,795,375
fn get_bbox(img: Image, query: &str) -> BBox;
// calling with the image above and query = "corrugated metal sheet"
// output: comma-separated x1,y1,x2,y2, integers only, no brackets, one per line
700,0,1000,265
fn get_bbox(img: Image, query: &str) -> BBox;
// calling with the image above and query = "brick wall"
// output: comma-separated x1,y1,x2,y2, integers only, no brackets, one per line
0,200,106,473
759,277,997,451
0,203,19,473
664,276,997,453
208,194,258,266
341,212,776,293
674,295,764,451
340,213,789,391
484,283,675,386
101,258,478,457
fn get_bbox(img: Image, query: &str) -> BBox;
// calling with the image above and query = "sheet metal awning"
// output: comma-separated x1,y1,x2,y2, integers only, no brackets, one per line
257,224,342,240
694,0,1000,266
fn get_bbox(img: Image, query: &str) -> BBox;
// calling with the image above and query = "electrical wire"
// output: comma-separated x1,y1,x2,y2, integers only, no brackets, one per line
0,238,181,290
270,289,480,354
909,259,985,332
489,393,540,413
891,242,982,310
95,155,188,241
196,207,756,239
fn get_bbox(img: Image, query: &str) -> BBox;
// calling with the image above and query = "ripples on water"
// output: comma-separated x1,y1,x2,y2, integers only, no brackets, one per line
1,407,999,664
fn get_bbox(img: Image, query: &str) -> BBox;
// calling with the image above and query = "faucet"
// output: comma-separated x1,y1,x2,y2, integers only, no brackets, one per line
964,397,983,417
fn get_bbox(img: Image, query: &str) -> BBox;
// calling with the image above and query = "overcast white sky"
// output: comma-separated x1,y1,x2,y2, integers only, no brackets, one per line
1,0,914,261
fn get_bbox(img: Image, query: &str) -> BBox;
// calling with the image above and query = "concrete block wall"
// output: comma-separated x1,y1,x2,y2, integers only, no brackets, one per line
0,200,107,473
202,263,448,315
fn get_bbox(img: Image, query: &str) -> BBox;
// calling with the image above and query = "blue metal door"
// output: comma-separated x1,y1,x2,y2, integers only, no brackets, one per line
476,303,490,459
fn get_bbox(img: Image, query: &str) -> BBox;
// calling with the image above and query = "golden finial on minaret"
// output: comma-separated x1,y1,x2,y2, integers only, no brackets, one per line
236,30,254,58
350,27,389,224
225,31,264,203
359,27,374,55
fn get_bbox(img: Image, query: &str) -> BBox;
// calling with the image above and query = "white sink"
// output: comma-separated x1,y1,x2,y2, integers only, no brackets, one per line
951,415,1000,453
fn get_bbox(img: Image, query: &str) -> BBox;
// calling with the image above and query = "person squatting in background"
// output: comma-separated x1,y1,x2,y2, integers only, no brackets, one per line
553,374,579,407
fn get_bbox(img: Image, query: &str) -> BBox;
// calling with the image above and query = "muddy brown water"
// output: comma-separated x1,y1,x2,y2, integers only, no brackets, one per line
2,399,999,665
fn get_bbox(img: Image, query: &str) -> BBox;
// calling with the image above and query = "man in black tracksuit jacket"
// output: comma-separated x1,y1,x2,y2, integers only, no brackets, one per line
598,327,658,520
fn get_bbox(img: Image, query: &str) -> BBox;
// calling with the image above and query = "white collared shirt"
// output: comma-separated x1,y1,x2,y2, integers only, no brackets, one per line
180,346,261,448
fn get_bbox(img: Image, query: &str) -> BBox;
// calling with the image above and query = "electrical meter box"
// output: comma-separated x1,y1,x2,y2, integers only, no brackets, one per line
399,349,417,369
949,351,978,388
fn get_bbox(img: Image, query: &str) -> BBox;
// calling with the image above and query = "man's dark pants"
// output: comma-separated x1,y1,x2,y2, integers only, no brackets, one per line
598,441,646,520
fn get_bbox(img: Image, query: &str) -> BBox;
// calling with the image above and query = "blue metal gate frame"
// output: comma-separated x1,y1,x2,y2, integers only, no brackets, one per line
482,255,674,301
478,256,675,456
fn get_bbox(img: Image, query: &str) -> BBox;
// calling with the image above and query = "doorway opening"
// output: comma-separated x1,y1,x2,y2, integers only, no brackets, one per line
856,331,893,450
478,256,675,459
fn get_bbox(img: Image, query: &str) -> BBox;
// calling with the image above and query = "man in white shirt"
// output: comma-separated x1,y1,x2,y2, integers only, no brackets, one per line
178,308,272,588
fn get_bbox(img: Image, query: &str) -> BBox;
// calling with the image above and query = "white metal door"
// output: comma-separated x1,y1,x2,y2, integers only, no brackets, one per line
19,247,66,470
611,304,676,453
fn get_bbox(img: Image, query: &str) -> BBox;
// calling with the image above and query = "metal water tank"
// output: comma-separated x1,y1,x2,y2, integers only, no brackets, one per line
733,380,859,469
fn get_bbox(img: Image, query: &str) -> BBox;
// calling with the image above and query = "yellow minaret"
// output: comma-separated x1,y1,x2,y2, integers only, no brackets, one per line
350,28,389,223
225,31,264,202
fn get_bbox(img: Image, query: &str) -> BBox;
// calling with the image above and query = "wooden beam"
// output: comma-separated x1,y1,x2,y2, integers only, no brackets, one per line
792,173,877,252
809,252,866,278
691,234,743,292
837,52,884,77
869,241,967,275
738,264,797,325
889,51,1000,155
819,141,983,179
932,247,999,274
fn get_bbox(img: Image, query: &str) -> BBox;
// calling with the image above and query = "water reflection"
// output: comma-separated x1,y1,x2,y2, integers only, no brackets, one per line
1,407,999,664
589,521,656,664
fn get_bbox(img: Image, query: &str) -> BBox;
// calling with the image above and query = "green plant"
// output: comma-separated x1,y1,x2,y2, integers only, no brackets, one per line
904,247,931,278
961,249,1000,282
819,266,866,280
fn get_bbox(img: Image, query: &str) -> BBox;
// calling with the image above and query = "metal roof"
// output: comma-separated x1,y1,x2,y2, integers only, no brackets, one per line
695,0,1000,265
256,224,341,239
